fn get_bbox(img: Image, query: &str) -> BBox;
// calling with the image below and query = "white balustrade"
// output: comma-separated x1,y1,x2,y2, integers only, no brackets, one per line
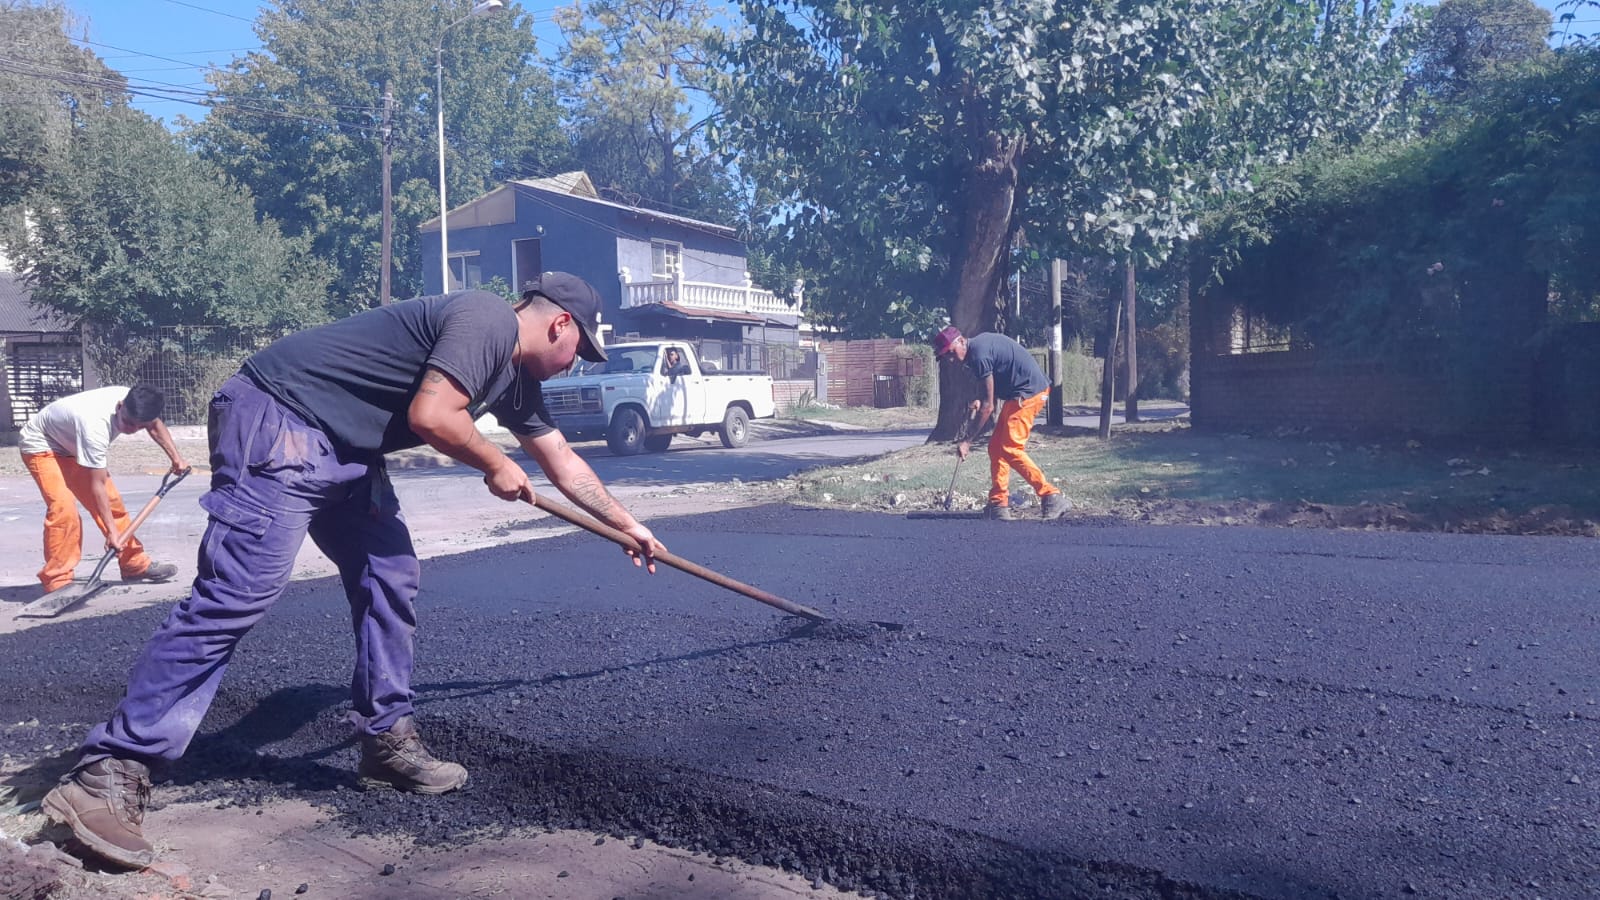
618,265,801,318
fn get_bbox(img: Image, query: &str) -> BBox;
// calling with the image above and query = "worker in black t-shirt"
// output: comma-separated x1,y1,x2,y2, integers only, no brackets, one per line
44,273,662,871
933,326,1069,521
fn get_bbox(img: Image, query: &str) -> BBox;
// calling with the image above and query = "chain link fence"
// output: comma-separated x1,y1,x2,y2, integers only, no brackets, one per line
87,326,286,426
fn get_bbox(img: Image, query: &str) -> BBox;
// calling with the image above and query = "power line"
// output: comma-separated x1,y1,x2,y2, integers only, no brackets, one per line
0,55,380,132
154,0,258,23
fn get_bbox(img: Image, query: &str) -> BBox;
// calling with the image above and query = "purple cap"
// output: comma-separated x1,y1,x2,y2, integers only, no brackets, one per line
932,326,962,356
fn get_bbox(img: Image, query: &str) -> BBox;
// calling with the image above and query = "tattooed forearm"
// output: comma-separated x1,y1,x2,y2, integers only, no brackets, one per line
569,472,625,526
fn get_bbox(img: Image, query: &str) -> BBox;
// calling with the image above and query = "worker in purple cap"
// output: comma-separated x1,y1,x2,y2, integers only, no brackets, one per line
44,273,665,870
932,326,1069,521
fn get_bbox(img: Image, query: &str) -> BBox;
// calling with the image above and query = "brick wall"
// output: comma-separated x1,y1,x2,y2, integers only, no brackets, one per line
1188,274,1544,442
772,379,813,412
1191,349,1533,440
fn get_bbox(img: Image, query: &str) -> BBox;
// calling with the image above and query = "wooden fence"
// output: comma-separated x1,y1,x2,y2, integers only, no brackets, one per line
817,338,925,408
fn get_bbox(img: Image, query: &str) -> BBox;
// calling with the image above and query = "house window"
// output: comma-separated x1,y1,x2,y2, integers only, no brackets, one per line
651,240,681,279
447,251,481,291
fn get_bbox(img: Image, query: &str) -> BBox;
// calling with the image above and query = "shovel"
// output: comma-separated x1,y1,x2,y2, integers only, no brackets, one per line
524,492,830,623
17,468,192,619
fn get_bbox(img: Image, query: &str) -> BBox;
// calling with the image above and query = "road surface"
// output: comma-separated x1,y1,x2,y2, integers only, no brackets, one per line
1,505,1595,898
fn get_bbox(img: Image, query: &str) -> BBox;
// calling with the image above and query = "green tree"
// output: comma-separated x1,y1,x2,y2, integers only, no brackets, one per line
554,0,740,222
719,0,1419,435
0,1,125,212
16,106,334,331
189,0,570,312
1412,0,1552,113
1201,46,1600,430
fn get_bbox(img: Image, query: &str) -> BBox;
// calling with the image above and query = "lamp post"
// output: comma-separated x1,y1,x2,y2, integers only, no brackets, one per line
435,0,506,293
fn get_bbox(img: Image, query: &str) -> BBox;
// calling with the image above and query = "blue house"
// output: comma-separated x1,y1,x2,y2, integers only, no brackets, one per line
419,171,803,348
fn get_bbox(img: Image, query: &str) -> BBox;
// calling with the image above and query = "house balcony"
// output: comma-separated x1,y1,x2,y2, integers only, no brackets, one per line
619,267,802,319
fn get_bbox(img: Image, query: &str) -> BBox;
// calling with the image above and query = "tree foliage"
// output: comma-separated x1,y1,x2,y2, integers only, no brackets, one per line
717,0,1419,338
16,106,334,330
1411,0,1552,115
0,1,125,212
554,0,740,222
1203,47,1600,355
0,1,332,337
188,0,570,311
716,0,1418,435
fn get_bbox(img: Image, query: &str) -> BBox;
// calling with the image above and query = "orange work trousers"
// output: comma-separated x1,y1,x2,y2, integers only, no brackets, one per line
22,451,152,592
988,389,1061,507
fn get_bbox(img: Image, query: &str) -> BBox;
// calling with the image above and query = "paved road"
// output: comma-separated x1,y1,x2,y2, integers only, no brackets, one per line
1,505,1595,898
0,427,928,610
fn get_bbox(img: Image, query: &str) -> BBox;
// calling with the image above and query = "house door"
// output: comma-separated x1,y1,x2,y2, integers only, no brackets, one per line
513,239,542,293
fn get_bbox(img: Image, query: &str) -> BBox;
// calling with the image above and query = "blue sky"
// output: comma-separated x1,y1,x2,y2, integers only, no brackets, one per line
63,0,1595,126
64,0,573,124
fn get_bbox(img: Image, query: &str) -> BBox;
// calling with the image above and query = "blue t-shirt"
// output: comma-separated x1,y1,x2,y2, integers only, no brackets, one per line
963,332,1049,401
243,291,554,453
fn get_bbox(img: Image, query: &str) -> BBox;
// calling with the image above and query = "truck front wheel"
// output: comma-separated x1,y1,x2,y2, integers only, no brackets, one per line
607,408,647,456
719,406,750,449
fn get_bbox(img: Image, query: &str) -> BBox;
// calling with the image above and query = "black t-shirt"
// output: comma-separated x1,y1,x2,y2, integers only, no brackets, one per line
242,291,555,454
963,332,1049,401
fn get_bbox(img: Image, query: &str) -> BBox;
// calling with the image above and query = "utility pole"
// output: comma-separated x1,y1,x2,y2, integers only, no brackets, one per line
379,80,395,306
1048,258,1064,426
1098,284,1122,442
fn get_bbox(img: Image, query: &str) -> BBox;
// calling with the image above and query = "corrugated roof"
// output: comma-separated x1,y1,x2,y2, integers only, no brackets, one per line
513,172,737,239
0,273,73,334
516,171,599,198
632,301,777,325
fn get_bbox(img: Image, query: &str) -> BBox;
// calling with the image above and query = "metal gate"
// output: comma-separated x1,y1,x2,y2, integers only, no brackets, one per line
5,338,83,428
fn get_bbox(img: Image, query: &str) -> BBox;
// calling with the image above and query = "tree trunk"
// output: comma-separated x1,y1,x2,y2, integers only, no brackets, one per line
930,130,1025,441
1098,285,1123,441
1123,256,1140,422
1175,246,1191,404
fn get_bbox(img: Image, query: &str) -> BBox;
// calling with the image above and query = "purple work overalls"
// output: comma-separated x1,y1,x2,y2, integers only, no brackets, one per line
79,373,421,766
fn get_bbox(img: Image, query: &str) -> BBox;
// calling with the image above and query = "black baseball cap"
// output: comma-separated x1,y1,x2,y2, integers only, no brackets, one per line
524,272,607,362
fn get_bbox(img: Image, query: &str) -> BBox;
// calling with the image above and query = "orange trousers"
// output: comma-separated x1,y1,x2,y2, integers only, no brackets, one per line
988,389,1061,506
22,451,152,592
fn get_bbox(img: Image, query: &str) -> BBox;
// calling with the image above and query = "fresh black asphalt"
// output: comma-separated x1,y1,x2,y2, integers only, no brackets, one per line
3,507,1598,898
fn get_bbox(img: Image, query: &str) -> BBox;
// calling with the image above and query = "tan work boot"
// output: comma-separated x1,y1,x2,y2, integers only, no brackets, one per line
41,758,155,870
1041,492,1072,520
125,562,178,582
358,716,468,794
982,502,1014,520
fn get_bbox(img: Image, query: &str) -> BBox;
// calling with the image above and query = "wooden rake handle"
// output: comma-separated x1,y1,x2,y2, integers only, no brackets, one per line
525,493,829,623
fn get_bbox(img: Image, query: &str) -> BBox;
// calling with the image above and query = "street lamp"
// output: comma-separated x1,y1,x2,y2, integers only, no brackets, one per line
436,0,506,293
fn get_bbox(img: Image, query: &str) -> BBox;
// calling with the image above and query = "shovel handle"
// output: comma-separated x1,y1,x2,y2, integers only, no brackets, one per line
525,493,829,623
119,468,192,542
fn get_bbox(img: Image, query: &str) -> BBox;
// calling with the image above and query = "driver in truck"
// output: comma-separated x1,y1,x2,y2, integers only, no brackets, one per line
661,346,691,378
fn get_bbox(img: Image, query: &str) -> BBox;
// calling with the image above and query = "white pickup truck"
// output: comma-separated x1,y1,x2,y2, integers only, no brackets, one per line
541,341,777,455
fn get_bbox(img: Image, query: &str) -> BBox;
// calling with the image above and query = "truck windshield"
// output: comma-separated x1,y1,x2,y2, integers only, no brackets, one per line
598,347,663,375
